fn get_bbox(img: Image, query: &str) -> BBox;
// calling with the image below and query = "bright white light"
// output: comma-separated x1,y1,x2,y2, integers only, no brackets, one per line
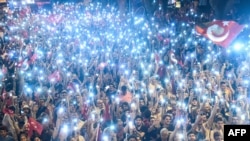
128,121,133,127
115,97,120,103
43,118,48,123
178,134,184,139
233,43,243,51
103,136,108,141
131,103,136,108
241,115,246,120
62,125,68,133
59,107,64,113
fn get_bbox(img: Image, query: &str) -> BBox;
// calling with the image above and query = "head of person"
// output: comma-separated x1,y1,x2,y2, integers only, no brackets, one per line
231,116,239,125
160,128,169,140
237,85,244,94
215,117,224,129
139,98,145,107
134,115,143,127
220,81,227,91
0,126,8,138
117,119,124,129
127,135,138,141
122,102,130,111
23,105,31,114
102,127,115,140
6,105,15,115
203,102,211,113
173,132,185,141
213,131,223,141
109,84,116,92
198,111,208,124
96,99,104,109
34,137,41,141
142,109,151,119
32,103,39,112
19,132,29,141
191,98,198,106
162,114,172,126
121,85,127,95
187,131,197,141
149,116,156,126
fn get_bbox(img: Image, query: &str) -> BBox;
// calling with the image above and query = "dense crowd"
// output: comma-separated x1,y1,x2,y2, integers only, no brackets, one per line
0,0,250,141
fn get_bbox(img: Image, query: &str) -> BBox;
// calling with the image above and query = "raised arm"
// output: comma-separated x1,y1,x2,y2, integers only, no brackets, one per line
205,100,219,129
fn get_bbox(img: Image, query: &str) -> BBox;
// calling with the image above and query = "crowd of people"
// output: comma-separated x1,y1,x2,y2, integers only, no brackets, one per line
0,0,250,141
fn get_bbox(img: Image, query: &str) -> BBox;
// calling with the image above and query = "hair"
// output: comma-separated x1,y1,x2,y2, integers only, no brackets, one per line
19,132,28,141
103,127,113,136
142,109,151,119
122,102,129,107
0,125,8,131
8,105,16,112
162,114,172,121
140,105,148,113
160,128,168,135
121,85,127,93
134,115,143,121
187,131,196,136
220,81,226,85
127,135,138,141
215,117,224,123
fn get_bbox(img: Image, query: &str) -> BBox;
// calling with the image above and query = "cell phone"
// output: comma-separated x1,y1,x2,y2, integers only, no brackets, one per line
175,1,181,8
215,96,218,103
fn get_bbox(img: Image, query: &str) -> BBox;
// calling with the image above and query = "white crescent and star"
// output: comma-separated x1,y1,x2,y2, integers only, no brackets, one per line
206,21,230,42
22,59,29,71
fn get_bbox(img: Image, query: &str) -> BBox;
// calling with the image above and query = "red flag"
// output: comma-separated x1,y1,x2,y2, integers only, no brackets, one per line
2,108,14,115
98,62,108,70
195,20,244,48
48,71,61,83
157,65,166,79
2,65,7,74
16,58,29,70
16,49,37,70
67,82,75,92
47,14,63,24
28,117,43,137
154,53,160,64
28,54,37,64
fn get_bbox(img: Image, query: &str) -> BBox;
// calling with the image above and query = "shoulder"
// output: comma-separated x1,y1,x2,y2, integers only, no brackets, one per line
168,124,175,131
6,136,15,141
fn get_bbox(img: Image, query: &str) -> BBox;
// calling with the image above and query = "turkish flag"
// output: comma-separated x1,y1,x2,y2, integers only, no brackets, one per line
195,20,244,48
28,117,43,137
47,14,63,24
155,53,160,64
28,53,37,64
48,71,61,83
2,108,14,115
16,58,29,70
98,62,108,70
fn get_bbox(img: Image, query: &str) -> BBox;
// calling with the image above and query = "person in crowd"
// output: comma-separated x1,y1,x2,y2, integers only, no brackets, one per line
0,125,15,141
